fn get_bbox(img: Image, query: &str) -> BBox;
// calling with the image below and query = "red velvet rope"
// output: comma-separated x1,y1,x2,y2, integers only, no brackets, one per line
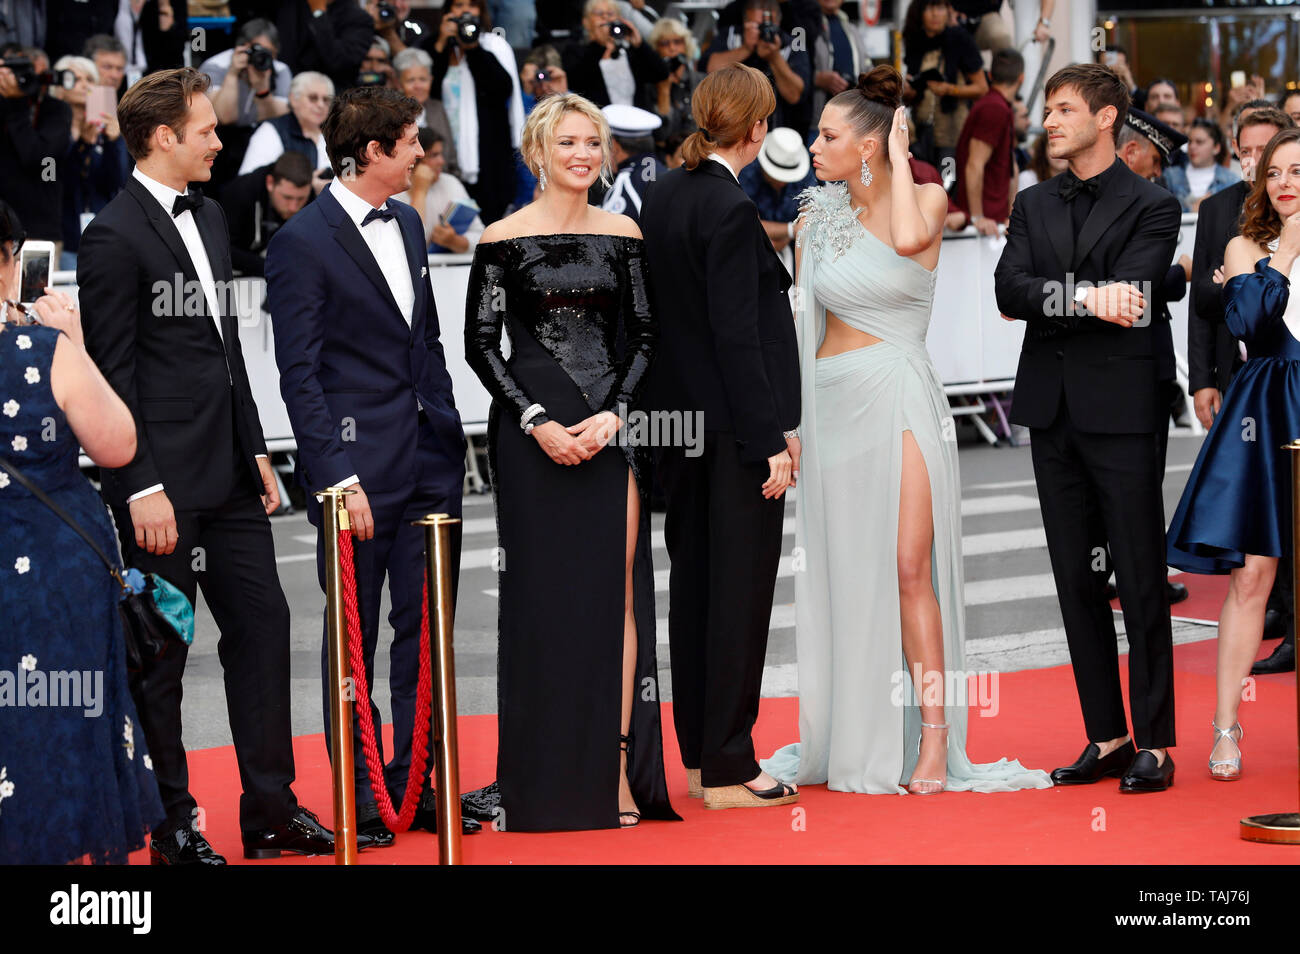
338,528,434,831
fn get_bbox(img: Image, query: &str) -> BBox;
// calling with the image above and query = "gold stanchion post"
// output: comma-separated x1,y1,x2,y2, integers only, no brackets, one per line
318,486,358,864
414,513,463,865
1240,441,1300,844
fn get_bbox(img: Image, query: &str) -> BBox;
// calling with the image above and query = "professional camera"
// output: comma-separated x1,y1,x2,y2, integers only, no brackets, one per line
758,14,780,45
608,19,631,50
664,53,688,74
0,56,75,97
376,1,397,23
246,43,274,73
454,12,481,45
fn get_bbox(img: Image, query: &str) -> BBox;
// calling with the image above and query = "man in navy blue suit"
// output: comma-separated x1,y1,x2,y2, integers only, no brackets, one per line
264,84,475,844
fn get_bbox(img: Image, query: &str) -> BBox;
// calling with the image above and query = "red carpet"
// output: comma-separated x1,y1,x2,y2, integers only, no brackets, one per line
135,638,1298,865
1111,573,1231,624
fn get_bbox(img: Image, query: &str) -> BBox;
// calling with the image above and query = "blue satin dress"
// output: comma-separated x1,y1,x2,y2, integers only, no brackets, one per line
1168,254,1300,572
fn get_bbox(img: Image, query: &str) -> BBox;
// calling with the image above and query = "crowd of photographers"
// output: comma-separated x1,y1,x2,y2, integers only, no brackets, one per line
2,0,1290,279
0,0,892,274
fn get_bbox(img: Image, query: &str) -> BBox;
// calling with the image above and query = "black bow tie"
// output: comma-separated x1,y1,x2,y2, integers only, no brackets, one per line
171,189,204,217
362,206,395,227
1059,171,1101,203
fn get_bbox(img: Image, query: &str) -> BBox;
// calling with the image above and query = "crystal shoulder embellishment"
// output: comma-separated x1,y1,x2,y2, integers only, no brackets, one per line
794,182,862,263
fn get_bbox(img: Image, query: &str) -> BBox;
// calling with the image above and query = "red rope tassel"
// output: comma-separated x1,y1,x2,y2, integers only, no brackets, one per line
338,528,434,831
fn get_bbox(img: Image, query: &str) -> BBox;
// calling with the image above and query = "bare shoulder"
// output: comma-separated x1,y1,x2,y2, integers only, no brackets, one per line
916,181,949,209
1224,234,1266,276
590,207,642,239
479,207,535,245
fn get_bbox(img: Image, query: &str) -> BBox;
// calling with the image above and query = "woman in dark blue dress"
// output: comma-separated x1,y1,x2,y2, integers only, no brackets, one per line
1167,128,1300,781
0,202,163,863
464,94,678,831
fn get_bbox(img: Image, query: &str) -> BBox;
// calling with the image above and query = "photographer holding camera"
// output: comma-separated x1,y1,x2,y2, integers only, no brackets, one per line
564,0,667,109
702,0,809,137
200,19,291,128
424,0,522,223
366,0,421,57
0,44,73,245
645,17,699,142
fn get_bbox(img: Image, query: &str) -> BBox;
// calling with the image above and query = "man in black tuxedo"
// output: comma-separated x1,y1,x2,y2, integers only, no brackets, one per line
640,65,800,808
79,67,345,862
1188,102,1296,674
995,64,1181,792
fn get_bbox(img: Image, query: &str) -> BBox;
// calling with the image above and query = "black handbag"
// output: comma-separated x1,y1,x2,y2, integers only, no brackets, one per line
0,457,192,675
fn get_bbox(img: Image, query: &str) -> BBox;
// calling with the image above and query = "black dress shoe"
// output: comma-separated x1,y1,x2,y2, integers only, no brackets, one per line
410,789,482,835
1166,580,1188,604
149,828,226,865
1119,750,1175,792
242,806,371,859
356,801,395,848
1262,609,1290,640
1251,636,1296,675
1050,740,1137,785
460,781,500,822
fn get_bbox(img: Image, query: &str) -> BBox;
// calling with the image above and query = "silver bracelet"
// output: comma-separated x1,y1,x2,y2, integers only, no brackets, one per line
783,428,799,440
520,403,546,431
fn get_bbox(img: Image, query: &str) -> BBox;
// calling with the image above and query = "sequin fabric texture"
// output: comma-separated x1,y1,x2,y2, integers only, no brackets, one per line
465,232,658,482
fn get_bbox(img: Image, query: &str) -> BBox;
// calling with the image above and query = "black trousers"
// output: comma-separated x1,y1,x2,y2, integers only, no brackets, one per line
114,477,297,837
315,412,464,805
1031,402,1176,750
659,432,786,788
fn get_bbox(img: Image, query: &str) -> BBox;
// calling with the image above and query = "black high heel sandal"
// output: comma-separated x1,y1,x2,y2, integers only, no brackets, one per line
619,734,640,828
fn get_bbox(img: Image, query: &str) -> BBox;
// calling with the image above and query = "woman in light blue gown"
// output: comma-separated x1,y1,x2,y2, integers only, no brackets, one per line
761,66,1051,794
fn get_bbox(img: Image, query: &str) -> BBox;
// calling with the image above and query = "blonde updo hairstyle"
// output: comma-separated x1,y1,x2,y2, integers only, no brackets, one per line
520,92,614,189
681,63,776,169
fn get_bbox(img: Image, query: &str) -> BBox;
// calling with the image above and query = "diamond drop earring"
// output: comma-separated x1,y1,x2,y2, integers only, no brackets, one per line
539,166,548,191
860,157,872,187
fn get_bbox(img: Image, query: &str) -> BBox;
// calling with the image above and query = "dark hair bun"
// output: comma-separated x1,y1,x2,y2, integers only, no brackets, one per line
857,65,903,110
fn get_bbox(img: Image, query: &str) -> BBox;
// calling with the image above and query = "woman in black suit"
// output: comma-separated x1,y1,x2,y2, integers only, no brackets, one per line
639,63,801,810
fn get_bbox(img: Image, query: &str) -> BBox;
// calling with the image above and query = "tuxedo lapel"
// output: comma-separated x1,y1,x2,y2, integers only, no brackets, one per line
126,176,201,288
1073,163,1135,270
125,177,225,349
193,203,236,345
1041,176,1075,275
397,205,427,338
316,187,406,325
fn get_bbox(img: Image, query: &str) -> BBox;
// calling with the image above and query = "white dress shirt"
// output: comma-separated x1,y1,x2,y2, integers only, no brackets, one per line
708,152,739,182
128,167,265,504
328,177,420,490
329,178,416,324
132,166,224,342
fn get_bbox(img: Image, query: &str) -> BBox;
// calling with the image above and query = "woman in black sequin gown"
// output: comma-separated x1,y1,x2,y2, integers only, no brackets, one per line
464,94,678,831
